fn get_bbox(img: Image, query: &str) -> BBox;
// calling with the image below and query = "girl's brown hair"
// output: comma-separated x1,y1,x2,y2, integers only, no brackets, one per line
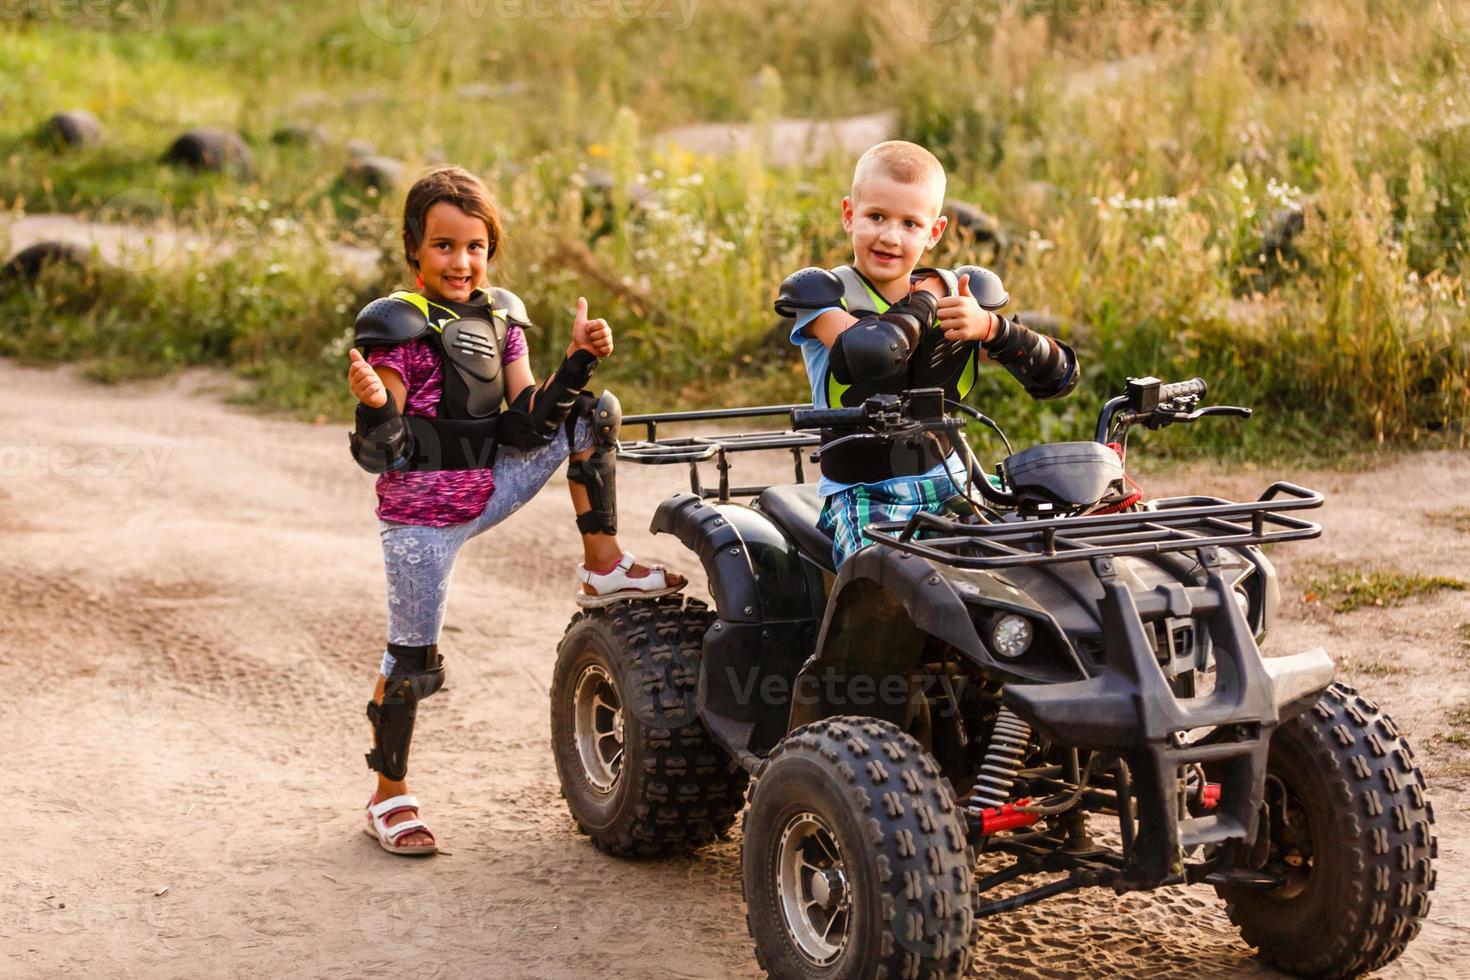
401,165,505,272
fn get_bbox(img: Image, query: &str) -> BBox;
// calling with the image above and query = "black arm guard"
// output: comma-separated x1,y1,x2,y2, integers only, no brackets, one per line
350,399,411,473
350,398,502,472
497,349,599,450
828,291,938,384
982,315,1080,400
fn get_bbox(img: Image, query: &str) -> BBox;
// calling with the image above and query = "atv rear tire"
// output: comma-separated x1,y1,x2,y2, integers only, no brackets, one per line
742,716,974,980
1218,682,1436,977
551,597,748,857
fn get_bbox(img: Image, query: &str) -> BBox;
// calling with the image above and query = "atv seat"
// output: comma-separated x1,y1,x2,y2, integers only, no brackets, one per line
755,484,834,571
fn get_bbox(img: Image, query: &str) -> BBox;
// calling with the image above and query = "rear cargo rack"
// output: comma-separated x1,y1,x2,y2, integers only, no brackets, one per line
864,482,1324,568
617,404,819,501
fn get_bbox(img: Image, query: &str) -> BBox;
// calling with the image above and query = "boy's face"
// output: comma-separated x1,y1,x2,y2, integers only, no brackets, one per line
842,175,946,287
412,201,489,303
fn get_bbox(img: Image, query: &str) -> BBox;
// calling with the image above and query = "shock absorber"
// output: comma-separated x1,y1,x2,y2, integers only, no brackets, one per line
966,706,1032,811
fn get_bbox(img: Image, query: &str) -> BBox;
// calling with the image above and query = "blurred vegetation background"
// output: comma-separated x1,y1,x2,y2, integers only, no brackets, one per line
1,0,1467,463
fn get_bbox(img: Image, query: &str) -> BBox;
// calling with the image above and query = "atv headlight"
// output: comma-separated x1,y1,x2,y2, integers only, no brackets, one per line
991,615,1034,659
1233,586,1251,621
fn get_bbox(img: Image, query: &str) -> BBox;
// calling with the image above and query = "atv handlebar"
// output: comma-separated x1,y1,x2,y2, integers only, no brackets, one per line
1095,376,1250,444
1160,377,1207,403
790,405,868,431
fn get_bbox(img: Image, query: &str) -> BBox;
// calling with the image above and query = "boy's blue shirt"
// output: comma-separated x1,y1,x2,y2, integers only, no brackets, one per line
789,307,969,499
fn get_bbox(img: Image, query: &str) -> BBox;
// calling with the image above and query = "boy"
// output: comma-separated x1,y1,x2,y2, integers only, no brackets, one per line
775,140,1078,566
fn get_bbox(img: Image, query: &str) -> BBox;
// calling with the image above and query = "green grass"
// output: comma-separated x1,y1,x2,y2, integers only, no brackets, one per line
1444,701,1470,748
1,1,1468,449
1303,565,1467,613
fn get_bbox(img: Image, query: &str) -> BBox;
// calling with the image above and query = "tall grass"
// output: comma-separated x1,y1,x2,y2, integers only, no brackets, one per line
1,0,1466,458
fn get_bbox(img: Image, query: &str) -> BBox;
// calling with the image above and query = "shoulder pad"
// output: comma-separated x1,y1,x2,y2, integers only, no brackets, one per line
354,291,430,346
774,266,844,318
953,265,1009,311
487,287,531,328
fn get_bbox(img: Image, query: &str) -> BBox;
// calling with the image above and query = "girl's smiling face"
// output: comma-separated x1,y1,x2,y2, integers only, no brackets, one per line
842,175,946,291
411,200,490,303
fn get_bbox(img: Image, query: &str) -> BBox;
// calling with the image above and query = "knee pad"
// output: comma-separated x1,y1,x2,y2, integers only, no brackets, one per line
365,642,445,781
567,390,620,536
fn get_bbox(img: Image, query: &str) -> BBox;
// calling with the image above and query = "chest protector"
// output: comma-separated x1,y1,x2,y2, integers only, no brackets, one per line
821,266,984,410
356,287,522,420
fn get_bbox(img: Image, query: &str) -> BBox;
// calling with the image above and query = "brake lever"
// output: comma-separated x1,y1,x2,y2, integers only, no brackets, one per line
1188,405,1253,421
811,431,883,459
810,418,941,460
1145,404,1253,428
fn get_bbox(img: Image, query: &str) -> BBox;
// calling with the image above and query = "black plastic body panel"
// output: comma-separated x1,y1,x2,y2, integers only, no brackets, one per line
649,493,826,765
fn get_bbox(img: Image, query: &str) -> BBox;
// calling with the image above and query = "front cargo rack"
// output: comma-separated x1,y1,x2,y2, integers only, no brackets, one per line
617,404,820,502
863,482,1324,569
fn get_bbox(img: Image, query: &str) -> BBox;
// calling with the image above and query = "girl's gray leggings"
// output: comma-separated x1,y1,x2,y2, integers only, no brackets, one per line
377,418,592,676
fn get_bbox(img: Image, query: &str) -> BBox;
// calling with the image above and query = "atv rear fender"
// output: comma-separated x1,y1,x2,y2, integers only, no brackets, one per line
650,493,826,765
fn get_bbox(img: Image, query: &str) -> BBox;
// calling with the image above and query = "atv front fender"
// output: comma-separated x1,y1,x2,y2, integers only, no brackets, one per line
787,542,987,731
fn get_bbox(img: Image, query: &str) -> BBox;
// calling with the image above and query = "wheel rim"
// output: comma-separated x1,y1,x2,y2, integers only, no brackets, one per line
572,663,624,794
1264,773,1315,900
776,811,851,966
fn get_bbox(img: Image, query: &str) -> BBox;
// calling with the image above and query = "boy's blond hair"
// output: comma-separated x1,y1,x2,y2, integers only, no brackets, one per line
851,140,946,209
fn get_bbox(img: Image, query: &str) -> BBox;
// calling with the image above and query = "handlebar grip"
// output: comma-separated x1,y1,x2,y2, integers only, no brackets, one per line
1159,377,1207,403
791,406,867,430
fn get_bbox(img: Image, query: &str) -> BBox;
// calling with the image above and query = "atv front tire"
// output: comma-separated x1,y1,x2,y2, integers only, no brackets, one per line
742,716,974,980
1218,682,1436,977
551,597,748,857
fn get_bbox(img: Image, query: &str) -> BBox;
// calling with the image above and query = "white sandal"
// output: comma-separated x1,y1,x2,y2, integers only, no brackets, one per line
576,552,687,608
363,794,438,856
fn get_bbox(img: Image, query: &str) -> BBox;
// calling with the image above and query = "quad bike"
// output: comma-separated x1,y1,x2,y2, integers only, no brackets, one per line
549,378,1436,979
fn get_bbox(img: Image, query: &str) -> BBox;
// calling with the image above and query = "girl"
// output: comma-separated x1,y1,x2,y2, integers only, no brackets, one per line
346,165,684,855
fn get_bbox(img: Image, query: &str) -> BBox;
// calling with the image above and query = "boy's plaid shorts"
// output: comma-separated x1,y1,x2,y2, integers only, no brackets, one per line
818,476,963,567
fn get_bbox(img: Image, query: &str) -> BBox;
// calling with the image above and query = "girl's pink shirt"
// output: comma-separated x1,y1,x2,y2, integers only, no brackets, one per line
367,325,528,526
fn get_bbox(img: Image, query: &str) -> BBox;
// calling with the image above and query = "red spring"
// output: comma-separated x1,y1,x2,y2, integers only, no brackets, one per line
1201,782,1221,810
979,798,1041,835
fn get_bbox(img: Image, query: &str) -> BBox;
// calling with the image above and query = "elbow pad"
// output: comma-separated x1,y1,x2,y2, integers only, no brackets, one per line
350,399,503,472
983,316,1080,400
498,349,599,450
829,292,938,384
350,399,411,473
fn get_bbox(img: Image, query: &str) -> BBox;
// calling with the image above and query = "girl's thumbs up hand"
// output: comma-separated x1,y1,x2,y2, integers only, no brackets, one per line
570,296,614,358
348,348,388,408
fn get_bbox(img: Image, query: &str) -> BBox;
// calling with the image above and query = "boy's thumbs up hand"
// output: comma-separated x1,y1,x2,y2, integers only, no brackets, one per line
347,348,388,408
937,273,998,343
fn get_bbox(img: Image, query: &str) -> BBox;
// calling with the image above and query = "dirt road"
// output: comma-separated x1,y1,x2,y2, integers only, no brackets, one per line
2,359,1466,978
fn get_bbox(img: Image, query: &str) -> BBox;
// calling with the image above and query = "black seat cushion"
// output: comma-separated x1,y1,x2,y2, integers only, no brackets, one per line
756,483,834,571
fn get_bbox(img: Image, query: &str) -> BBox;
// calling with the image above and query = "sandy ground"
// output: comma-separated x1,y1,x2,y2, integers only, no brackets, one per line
1,358,1466,979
